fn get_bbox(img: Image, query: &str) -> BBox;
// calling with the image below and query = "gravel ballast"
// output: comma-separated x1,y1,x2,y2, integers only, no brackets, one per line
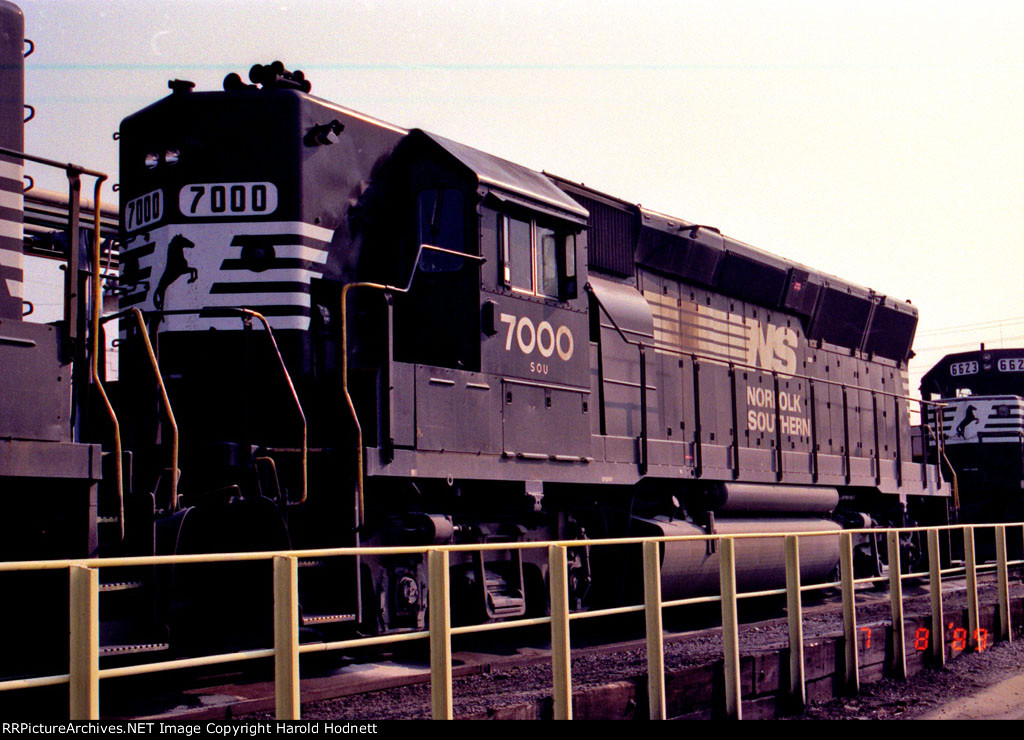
258,579,1024,720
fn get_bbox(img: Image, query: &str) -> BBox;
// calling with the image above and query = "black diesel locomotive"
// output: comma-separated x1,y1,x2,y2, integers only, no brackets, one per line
919,346,1024,524
109,63,948,635
0,7,948,655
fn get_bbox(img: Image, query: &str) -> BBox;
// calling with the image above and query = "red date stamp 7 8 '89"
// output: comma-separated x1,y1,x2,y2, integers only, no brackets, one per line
859,625,989,652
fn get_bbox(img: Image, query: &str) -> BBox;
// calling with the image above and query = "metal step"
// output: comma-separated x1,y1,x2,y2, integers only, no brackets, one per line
301,613,356,626
486,593,526,617
99,580,145,593
99,642,170,658
482,572,526,618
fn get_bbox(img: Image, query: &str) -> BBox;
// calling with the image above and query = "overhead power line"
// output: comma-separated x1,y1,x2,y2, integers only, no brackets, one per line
913,335,1024,354
917,316,1024,337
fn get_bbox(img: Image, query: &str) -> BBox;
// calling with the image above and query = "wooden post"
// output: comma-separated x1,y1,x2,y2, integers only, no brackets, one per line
274,556,300,719
719,538,741,719
840,532,859,692
643,540,665,719
429,549,453,719
996,525,1012,642
887,530,906,679
964,526,979,651
785,535,805,708
927,528,945,666
549,545,572,720
69,565,99,720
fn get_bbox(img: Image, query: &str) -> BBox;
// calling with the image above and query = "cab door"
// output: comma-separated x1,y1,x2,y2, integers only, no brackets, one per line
392,187,480,371
479,204,591,459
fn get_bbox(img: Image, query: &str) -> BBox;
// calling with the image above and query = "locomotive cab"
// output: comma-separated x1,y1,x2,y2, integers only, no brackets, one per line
919,348,1024,523
364,130,592,464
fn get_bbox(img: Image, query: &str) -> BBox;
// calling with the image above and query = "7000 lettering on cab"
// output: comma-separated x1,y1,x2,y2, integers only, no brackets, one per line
179,182,278,217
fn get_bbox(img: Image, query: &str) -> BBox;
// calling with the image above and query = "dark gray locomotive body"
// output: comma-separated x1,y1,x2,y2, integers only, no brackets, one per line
107,67,947,634
0,35,951,661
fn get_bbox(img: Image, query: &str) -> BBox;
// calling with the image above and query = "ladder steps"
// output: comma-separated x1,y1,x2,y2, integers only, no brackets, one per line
99,580,145,593
301,613,356,626
99,642,170,657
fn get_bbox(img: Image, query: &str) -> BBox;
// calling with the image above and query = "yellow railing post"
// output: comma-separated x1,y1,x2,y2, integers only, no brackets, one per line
886,530,906,680
996,525,1012,643
428,549,453,720
643,540,665,720
840,531,859,693
69,565,99,720
274,555,300,720
964,526,979,651
549,544,572,720
927,528,945,666
785,535,805,709
719,537,741,720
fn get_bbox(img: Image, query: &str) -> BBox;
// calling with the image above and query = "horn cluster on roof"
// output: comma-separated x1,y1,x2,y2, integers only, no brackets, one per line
223,61,311,93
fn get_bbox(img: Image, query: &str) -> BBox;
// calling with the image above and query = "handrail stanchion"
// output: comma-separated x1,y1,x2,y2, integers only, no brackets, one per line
927,528,945,666
428,549,453,720
131,308,179,511
964,526,979,651
840,531,859,693
69,565,99,720
785,535,805,709
886,531,906,679
274,556,300,719
643,540,666,720
550,544,573,720
996,525,1012,643
719,537,741,720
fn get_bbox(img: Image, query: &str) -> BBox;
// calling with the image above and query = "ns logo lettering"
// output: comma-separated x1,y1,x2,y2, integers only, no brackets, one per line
746,318,797,374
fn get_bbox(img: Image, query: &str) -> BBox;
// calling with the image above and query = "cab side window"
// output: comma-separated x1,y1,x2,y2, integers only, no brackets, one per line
537,225,559,297
498,213,577,301
506,215,532,290
418,188,465,272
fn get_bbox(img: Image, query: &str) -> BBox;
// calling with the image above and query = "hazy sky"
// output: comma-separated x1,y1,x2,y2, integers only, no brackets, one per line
18,0,1024,395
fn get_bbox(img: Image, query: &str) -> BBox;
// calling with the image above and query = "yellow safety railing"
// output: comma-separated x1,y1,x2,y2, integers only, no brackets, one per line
0,522,1020,721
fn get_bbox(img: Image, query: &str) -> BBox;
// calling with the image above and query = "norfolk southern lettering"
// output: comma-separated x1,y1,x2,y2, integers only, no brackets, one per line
746,386,810,437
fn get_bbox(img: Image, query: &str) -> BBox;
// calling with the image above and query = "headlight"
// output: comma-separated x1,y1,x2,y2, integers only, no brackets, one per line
164,149,180,166
144,152,159,169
